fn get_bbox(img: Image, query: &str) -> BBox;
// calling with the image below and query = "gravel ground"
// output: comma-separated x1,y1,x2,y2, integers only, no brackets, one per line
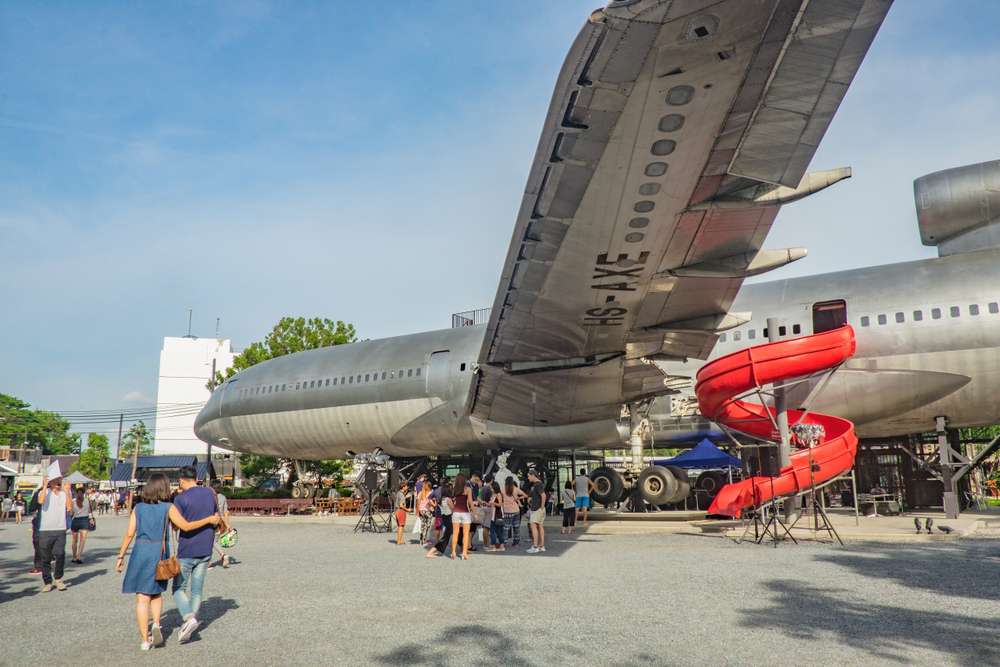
2,514,999,666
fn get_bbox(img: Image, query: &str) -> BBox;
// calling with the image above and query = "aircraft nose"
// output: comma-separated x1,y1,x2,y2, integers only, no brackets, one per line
193,397,217,443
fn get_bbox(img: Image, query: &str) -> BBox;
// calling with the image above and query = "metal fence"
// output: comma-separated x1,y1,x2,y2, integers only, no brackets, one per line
451,308,491,328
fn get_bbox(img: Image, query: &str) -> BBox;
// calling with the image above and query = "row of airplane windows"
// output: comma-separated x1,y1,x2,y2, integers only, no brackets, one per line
718,301,1000,344
858,302,1000,326
237,362,473,398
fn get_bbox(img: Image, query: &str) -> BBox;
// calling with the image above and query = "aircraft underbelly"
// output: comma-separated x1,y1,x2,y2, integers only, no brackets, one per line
850,347,1000,436
213,398,440,459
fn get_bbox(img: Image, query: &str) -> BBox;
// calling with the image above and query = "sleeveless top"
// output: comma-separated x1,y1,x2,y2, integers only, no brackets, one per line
135,502,171,543
453,489,469,513
72,497,92,518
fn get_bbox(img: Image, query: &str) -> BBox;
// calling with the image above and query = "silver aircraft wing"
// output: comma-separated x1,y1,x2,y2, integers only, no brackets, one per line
471,0,892,427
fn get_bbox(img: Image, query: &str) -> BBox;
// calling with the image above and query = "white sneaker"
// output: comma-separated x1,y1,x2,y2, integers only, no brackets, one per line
539,546,546,552
140,641,152,651
526,546,539,554
151,624,163,646
177,617,199,644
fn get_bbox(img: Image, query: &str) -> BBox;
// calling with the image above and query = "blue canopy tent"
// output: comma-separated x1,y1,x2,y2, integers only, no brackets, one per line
655,438,741,470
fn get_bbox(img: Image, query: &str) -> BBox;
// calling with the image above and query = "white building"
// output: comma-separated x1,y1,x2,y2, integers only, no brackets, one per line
154,336,235,455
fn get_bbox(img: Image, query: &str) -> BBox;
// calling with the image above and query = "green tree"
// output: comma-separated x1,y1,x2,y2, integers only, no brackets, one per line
0,393,80,454
74,433,111,479
211,317,357,387
118,421,153,459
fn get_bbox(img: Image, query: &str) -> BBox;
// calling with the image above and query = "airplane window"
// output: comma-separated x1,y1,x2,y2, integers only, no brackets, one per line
748,329,756,340
325,379,330,386
416,368,421,377
341,376,346,384
460,363,467,371
333,378,337,386
382,372,387,380
931,308,941,319
390,370,395,379
308,380,314,388
792,324,801,335
895,312,904,323
408,369,413,377
356,375,361,383
365,374,370,382
990,302,999,314
733,331,741,341
877,314,887,325
719,333,727,342
282,384,286,391
349,376,353,384
778,326,787,336
950,306,960,317
970,304,980,316
398,369,404,378
913,310,922,322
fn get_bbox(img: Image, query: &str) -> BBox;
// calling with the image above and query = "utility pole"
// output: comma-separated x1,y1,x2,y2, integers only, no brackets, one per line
127,422,144,508
115,413,124,462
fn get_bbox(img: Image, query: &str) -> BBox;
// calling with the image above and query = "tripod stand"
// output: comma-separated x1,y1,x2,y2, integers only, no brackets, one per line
736,474,797,546
353,457,394,533
786,431,843,545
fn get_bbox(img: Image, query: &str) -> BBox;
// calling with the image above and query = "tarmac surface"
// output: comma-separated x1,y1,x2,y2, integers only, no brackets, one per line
3,513,1000,666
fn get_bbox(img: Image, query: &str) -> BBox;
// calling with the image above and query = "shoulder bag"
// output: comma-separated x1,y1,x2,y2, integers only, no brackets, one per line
154,507,181,581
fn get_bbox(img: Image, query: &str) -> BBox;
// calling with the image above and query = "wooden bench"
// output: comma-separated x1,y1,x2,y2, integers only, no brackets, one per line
228,499,314,516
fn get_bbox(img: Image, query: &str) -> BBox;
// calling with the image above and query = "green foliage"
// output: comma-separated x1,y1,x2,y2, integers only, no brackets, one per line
211,316,357,387
224,486,292,500
118,421,153,459
0,393,80,454
961,425,1000,442
73,433,112,479
240,454,280,481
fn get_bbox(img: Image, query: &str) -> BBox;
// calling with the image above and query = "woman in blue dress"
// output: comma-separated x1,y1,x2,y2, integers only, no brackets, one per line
115,473,219,651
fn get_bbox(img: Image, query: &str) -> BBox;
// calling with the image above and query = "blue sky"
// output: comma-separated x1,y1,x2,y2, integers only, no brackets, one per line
2,1,1000,427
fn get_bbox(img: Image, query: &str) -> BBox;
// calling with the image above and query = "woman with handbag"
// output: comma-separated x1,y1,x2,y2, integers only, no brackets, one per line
70,486,93,564
115,474,219,651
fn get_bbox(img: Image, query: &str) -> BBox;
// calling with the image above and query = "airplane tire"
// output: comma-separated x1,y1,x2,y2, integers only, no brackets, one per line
589,466,624,505
291,484,304,499
637,466,678,506
302,484,315,499
696,471,728,496
665,466,691,504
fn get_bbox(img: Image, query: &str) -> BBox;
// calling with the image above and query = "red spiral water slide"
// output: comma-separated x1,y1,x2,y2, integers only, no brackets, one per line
695,326,859,518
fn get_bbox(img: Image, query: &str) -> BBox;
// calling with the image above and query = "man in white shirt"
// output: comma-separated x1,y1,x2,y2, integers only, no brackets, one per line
37,474,74,592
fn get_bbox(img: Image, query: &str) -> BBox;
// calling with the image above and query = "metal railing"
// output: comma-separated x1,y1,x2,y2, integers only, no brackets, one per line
451,308,491,328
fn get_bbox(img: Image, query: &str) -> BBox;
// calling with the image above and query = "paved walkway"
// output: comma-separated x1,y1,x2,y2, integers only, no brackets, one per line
3,514,1000,665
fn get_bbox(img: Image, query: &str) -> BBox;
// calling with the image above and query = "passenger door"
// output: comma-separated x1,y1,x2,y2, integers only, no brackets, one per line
813,300,847,334
426,351,452,399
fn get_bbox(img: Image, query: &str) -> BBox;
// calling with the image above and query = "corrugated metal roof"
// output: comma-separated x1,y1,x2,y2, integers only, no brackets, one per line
109,457,212,483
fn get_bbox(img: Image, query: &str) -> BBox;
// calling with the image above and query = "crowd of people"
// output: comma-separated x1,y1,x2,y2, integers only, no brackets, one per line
10,467,235,652
391,467,598,559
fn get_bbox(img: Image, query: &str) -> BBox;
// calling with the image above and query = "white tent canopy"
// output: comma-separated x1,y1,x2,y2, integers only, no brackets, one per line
63,470,95,484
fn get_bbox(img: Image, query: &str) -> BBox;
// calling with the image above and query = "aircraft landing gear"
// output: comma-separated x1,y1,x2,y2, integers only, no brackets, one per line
290,460,316,499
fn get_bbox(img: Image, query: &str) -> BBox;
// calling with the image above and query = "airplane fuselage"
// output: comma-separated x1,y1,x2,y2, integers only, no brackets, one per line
195,247,1000,459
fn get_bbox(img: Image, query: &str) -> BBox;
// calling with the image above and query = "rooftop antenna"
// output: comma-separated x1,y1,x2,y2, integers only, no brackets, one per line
215,317,221,338
185,308,195,338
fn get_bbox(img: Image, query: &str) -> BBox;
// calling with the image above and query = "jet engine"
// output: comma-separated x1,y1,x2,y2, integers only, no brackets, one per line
915,159,1000,256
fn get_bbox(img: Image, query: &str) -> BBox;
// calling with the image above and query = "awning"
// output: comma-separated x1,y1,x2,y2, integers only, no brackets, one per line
655,438,741,470
64,470,96,484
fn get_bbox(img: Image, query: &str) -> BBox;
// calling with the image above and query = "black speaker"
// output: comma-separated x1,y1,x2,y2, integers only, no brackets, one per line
363,469,378,491
744,443,781,478
388,468,401,490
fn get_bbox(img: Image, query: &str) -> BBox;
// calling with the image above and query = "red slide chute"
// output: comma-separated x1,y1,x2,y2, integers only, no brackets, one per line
695,326,858,518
